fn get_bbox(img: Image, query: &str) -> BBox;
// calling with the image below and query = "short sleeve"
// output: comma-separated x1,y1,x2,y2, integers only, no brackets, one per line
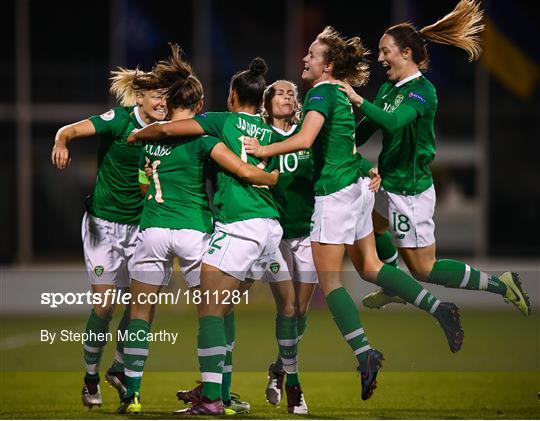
194,112,229,138
199,135,222,159
400,86,434,116
303,84,336,119
89,107,129,137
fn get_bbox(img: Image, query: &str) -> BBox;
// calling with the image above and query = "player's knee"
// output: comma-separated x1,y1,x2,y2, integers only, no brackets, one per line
93,303,114,319
279,301,295,318
408,260,435,282
295,304,309,318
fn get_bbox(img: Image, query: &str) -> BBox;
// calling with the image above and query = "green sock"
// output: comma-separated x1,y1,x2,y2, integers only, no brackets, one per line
198,316,226,401
296,314,307,341
375,231,399,267
377,265,441,313
83,309,111,380
124,318,150,397
110,306,130,372
325,287,370,364
276,315,299,385
428,259,507,295
222,312,235,403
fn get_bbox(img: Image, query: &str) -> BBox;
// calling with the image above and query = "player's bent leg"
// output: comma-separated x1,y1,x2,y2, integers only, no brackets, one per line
351,237,464,353
312,241,383,401
403,246,533,317
363,212,406,308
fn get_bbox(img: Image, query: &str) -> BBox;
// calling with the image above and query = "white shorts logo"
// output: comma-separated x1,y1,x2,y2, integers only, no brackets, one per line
100,109,115,121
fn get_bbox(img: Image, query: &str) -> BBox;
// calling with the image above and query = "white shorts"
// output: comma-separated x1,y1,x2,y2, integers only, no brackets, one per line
203,218,283,282
130,228,211,288
310,177,374,245
263,236,318,284
81,212,139,288
374,186,436,248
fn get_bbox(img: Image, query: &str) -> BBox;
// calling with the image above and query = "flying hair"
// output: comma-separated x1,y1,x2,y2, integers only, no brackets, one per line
316,26,370,86
419,0,484,61
153,43,203,110
109,67,164,107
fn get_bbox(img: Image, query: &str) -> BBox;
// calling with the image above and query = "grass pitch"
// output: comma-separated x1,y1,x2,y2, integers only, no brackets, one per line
1,305,539,419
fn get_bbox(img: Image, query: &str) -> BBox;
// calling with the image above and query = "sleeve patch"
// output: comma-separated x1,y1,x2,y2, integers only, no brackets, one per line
308,95,324,103
408,92,426,103
198,113,208,118
100,109,115,121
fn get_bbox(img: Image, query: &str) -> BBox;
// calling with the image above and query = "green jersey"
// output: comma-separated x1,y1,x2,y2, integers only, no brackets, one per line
194,112,279,223
303,82,372,196
87,106,145,224
138,135,221,232
366,73,438,195
267,125,314,239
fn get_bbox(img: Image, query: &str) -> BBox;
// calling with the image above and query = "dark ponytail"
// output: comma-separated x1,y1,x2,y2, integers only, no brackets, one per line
230,57,268,106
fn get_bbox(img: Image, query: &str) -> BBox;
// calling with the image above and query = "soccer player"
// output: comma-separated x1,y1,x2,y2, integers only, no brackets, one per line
128,57,294,415
334,0,531,316
260,80,381,413
117,45,277,415
51,68,167,407
244,26,465,400
259,80,313,414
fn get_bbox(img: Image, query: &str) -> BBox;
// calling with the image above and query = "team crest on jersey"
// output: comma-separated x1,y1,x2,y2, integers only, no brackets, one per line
394,94,404,107
94,265,104,277
100,110,115,121
269,262,280,274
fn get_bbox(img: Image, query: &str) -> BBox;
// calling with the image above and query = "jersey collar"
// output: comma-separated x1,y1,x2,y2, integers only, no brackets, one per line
272,124,297,136
134,106,148,128
238,111,260,117
312,80,334,88
395,71,422,87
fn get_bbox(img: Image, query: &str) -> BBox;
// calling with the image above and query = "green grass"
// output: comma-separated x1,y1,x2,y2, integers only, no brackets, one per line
1,306,539,418
1,371,538,419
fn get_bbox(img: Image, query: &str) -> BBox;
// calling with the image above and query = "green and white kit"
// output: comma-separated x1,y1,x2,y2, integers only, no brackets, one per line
83,106,147,286
303,82,375,245
359,72,438,247
194,111,282,281
131,135,221,287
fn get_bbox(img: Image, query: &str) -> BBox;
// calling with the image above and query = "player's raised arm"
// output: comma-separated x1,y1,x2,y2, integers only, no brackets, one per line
52,119,96,170
127,119,205,143
244,110,324,158
210,142,278,187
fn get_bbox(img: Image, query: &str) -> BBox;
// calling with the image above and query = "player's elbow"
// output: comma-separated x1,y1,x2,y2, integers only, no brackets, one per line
236,165,254,181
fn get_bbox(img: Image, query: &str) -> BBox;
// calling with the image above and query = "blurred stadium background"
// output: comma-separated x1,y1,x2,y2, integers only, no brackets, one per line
1,0,539,418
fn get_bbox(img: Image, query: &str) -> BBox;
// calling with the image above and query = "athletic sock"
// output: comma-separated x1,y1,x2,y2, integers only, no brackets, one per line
325,287,370,364
83,309,111,381
276,315,299,382
296,314,308,341
375,231,399,267
376,264,441,314
110,306,130,372
428,259,507,295
222,312,235,403
123,318,150,398
198,316,226,401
